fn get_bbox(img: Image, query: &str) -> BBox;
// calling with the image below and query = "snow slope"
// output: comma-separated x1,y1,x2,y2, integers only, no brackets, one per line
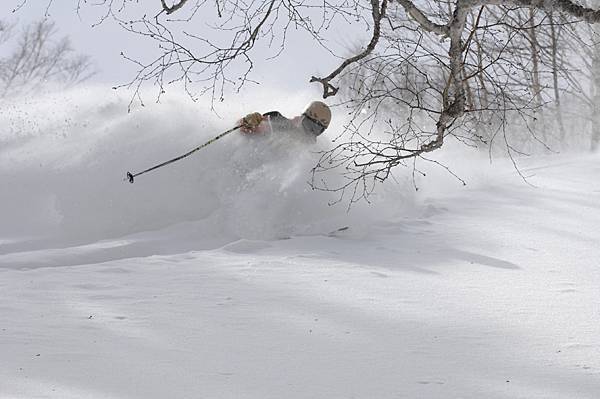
1,89,599,398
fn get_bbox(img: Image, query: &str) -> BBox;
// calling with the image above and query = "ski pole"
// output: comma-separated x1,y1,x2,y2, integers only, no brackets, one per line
125,125,242,184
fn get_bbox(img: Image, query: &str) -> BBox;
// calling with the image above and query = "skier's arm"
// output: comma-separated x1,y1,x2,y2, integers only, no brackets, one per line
262,111,295,132
237,110,295,134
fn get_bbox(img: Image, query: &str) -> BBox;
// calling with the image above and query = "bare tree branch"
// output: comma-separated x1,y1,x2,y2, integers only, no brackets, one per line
160,0,191,15
310,0,388,98
396,0,450,35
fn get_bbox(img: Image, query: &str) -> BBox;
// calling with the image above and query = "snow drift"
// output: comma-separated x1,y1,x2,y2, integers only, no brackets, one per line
0,87,412,261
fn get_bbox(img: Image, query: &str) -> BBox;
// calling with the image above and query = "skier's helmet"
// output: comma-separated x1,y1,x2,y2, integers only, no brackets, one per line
302,101,331,136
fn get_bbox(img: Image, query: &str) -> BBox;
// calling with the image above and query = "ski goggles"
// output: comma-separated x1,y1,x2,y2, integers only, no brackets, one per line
302,113,327,136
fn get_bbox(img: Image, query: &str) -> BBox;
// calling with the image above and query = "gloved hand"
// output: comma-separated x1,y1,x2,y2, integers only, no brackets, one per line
240,112,264,132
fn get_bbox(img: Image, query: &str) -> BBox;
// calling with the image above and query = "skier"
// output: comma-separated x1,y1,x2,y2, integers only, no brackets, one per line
125,102,330,183
238,101,331,143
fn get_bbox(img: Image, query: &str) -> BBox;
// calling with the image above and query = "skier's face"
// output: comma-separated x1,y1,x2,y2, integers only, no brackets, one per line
301,113,326,137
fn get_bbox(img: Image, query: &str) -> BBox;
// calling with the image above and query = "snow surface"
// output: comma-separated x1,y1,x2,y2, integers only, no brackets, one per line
1,88,600,398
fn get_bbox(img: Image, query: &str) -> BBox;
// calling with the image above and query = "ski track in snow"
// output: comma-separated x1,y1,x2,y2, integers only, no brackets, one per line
1,88,600,399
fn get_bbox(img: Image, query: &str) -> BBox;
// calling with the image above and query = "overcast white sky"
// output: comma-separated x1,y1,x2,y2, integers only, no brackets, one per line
4,1,366,99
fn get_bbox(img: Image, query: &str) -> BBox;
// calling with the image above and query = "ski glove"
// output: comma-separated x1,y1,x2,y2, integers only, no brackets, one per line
241,112,264,131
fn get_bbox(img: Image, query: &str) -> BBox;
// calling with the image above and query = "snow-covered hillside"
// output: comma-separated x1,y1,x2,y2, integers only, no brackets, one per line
1,89,599,398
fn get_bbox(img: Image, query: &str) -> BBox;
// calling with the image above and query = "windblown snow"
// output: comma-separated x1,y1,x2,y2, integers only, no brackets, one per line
1,88,599,399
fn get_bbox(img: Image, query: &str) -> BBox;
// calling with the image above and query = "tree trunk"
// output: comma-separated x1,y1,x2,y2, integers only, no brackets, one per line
592,22,600,151
528,9,543,133
549,12,567,141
